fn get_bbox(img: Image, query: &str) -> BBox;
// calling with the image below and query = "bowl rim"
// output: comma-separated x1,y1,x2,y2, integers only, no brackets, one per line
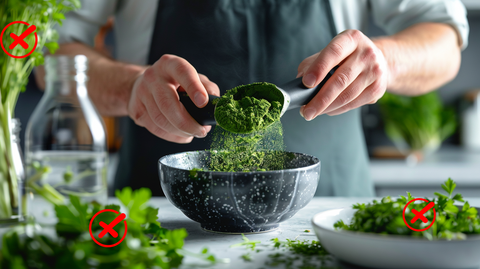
311,207,480,242
158,150,321,175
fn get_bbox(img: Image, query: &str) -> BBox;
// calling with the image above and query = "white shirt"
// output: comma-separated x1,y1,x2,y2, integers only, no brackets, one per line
57,0,469,65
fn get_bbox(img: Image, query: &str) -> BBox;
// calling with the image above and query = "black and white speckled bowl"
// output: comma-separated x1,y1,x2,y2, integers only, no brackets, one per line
158,150,320,233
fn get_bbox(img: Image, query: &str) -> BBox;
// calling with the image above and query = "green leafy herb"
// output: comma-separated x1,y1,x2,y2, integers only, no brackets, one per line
0,187,221,268
240,252,253,262
232,235,334,269
334,178,480,240
230,233,261,251
378,92,456,151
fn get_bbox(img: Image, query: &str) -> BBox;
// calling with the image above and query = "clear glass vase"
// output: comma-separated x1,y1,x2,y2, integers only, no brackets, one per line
25,55,108,224
0,118,25,226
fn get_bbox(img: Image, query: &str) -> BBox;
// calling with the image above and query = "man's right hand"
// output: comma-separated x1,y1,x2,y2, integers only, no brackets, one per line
128,54,220,143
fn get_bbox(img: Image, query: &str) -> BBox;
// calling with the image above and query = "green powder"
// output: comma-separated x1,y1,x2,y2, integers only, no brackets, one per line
214,82,284,134
208,121,287,172
193,82,290,172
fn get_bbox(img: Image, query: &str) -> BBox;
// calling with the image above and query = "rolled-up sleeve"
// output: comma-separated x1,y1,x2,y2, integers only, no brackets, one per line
57,0,118,47
370,0,469,49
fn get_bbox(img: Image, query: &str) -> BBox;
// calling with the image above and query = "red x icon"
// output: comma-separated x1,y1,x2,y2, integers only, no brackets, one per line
402,198,436,232
9,25,36,50
99,213,126,238
411,201,435,223
89,209,128,247
1,21,38,59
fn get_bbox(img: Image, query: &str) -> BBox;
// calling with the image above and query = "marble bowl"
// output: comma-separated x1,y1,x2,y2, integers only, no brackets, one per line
158,150,320,233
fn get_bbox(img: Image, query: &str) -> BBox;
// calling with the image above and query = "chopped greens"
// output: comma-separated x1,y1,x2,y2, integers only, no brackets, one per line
334,178,480,240
231,234,334,269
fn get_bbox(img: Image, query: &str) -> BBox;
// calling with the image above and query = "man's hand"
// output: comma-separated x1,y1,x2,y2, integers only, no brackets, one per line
128,54,220,143
297,30,388,120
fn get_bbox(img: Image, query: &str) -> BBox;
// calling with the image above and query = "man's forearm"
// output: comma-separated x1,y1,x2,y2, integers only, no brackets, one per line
373,22,461,96
35,42,147,116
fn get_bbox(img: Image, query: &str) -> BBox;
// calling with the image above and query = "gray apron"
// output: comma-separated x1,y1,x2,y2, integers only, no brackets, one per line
115,0,374,197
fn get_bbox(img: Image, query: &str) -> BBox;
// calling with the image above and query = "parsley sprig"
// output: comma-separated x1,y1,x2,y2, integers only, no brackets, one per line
231,234,335,268
334,178,480,240
0,187,220,268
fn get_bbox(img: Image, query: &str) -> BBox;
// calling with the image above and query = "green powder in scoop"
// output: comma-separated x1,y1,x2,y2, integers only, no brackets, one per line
214,82,284,134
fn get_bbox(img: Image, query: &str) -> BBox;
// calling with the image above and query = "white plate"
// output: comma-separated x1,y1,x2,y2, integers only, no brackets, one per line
311,208,480,269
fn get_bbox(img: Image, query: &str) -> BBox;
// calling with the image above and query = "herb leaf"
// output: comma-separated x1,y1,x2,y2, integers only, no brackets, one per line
335,178,480,239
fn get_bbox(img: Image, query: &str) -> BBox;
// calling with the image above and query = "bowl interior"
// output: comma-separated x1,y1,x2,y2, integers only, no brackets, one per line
159,150,319,172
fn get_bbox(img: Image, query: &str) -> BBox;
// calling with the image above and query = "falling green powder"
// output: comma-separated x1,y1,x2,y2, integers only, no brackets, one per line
204,81,290,172
208,121,287,172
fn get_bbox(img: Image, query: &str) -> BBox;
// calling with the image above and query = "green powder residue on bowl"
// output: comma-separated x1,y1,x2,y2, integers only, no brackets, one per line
214,82,284,134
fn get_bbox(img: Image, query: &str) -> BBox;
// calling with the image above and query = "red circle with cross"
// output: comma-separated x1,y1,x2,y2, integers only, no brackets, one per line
402,198,436,232
1,21,38,59
89,209,128,247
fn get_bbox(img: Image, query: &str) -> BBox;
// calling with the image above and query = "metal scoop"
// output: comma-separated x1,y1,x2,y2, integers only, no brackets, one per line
179,66,337,128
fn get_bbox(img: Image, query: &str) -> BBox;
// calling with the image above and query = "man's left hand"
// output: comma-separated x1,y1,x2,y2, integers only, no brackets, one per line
297,29,389,120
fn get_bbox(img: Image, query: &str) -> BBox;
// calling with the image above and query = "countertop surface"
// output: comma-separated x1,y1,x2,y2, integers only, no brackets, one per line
370,146,480,187
152,196,480,269
3,197,479,268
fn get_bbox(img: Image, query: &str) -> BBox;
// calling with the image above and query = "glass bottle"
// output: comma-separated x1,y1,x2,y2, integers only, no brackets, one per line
25,55,107,224
10,118,25,220
0,118,25,225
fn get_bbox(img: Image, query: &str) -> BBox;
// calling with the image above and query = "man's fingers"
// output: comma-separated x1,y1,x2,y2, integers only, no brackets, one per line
199,74,221,96
148,79,209,138
326,81,385,116
302,30,361,88
141,94,193,137
158,54,209,108
141,114,194,144
129,101,193,143
300,60,363,120
322,72,374,115
297,53,318,78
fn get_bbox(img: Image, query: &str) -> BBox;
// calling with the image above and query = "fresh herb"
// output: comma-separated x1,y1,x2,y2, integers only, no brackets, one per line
232,235,334,269
270,237,329,255
0,187,221,268
378,92,456,152
0,0,80,219
334,178,480,240
240,252,253,262
230,233,262,251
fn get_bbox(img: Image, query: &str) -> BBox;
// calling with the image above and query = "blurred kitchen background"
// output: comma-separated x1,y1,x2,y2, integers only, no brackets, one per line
13,0,480,197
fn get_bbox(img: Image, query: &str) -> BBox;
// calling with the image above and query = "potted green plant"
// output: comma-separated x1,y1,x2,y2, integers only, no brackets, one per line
378,91,457,162
0,0,79,222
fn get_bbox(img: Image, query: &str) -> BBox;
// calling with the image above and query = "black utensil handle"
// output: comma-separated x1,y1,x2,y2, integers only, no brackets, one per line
282,66,338,109
178,92,218,125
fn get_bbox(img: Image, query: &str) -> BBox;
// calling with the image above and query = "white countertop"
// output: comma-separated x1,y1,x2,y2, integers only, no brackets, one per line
2,197,480,268
154,197,480,269
370,146,480,187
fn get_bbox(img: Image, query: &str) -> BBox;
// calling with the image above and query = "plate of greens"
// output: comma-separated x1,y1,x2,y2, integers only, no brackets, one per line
311,179,480,269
